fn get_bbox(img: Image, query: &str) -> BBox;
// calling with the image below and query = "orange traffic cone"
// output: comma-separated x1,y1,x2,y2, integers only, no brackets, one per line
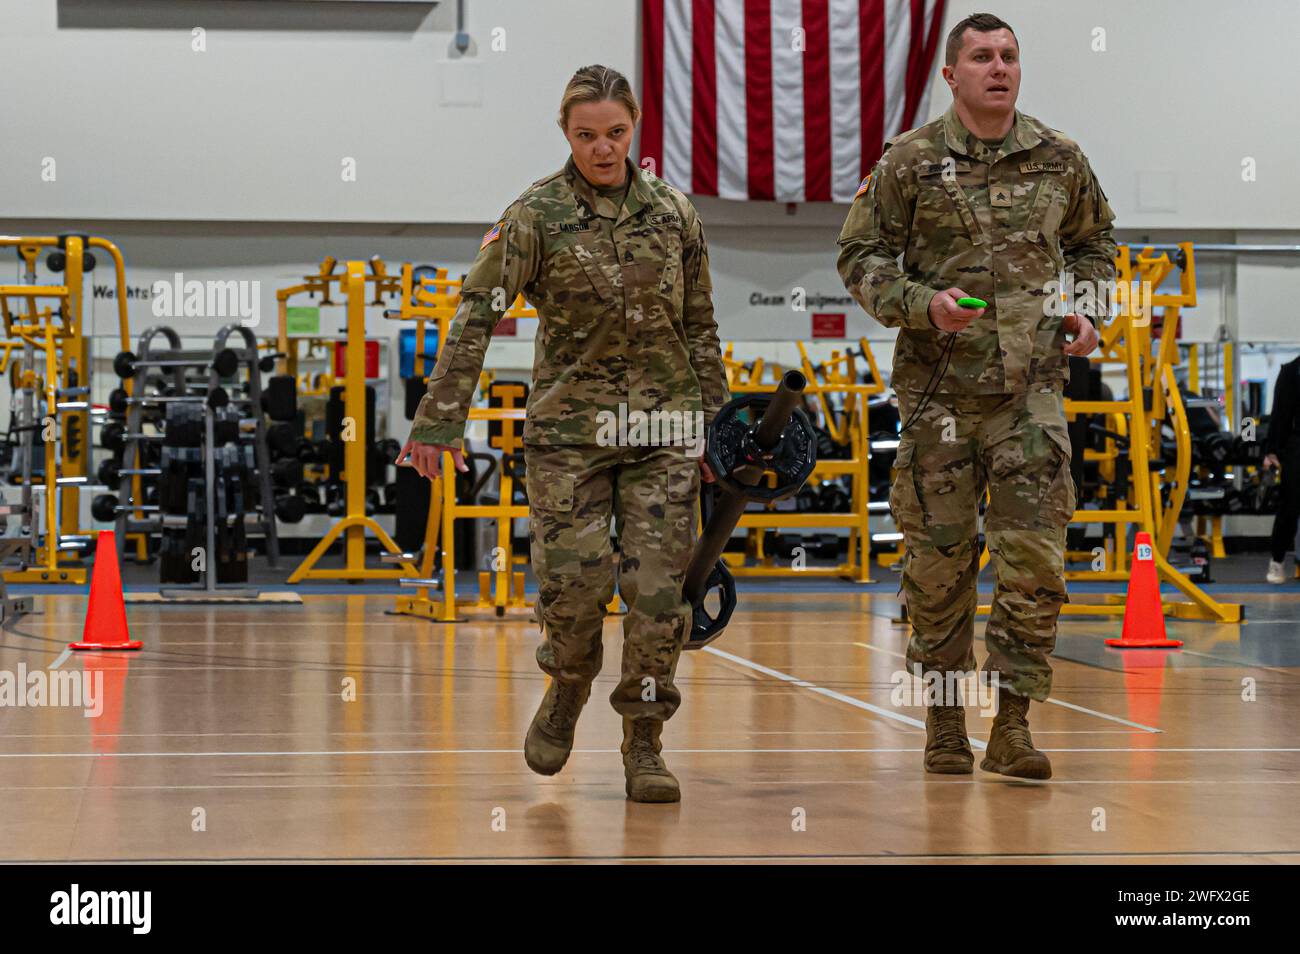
71,530,142,651
1105,531,1182,649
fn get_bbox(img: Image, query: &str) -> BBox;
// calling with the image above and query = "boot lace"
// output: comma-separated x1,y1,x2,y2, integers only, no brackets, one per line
626,724,663,771
998,698,1034,750
546,684,582,730
1002,717,1033,751
931,705,967,749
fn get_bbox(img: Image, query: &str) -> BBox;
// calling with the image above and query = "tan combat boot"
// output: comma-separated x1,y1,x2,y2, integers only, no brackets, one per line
924,703,974,774
524,680,590,776
981,688,1052,779
621,718,680,803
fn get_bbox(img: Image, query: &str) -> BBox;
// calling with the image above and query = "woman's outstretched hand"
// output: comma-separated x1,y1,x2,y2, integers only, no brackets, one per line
396,440,469,480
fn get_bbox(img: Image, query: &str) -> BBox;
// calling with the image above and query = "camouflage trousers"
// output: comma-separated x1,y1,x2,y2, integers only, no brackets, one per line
891,387,1076,701
524,441,700,721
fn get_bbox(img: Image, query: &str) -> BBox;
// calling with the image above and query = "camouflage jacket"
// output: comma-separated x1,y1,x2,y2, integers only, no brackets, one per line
837,107,1116,395
409,156,728,446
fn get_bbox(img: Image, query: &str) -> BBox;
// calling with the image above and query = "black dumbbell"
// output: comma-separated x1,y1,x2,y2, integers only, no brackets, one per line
272,458,304,487
97,458,120,486
109,385,228,413
261,374,297,422
92,493,160,522
818,482,852,513
213,418,240,446
100,421,126,453
113,348,239,380
813,533,840,560
267,422,302,458
274,495,307,524
96,459,161,485
296,482,323,511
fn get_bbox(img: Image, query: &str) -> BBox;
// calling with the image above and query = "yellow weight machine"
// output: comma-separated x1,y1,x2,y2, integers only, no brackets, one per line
975,242,1241,623
0,235,132,583
276,258,417,582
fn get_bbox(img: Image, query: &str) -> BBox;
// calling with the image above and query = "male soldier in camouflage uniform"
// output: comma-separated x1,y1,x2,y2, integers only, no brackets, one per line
400,66,727,802
838,14,1115,779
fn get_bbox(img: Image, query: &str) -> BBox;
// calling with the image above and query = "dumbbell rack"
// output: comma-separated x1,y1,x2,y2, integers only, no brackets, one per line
111,324,280,598
0,234,132,584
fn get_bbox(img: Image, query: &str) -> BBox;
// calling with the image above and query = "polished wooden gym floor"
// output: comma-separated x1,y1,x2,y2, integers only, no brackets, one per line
2,580,1298,864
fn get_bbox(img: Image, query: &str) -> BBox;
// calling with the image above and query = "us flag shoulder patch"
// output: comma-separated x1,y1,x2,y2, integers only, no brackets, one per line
479,223,503,250
855,174,872,199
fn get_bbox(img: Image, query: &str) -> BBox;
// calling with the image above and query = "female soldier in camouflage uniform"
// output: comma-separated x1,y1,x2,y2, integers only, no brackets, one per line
398,65,727,803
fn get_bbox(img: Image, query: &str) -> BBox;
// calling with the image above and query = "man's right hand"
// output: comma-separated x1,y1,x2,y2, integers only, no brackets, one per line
1264,453,1281,471
928,287,987,333
396,440,469,481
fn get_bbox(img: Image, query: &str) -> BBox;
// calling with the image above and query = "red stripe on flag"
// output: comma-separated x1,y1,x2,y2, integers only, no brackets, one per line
903,0,946,129
639,0,665,178
691,0,718,195
904,0,924,123
859,0,886,176
744,0,774,200
801,0,832,201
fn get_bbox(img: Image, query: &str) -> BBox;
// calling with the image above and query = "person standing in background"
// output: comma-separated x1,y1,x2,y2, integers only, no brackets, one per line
1263,356,1300,583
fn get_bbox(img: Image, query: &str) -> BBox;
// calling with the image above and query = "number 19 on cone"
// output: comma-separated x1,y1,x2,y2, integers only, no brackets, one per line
1105,531,1183,649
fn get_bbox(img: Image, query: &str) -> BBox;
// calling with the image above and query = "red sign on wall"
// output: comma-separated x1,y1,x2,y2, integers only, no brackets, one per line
493,317,517,336
811,313,846,338
333,340,380,379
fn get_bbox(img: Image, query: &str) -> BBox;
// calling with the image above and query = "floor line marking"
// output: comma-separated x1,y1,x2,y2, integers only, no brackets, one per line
1180,649,1297,676
1044,698,1161,733
702,644,989,747
850,642,1162,733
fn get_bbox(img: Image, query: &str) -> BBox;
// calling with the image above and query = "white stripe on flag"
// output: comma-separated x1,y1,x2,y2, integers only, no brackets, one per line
662,0,694,190
828,0,862,202
913,0,941,124
882,0,911,139
770,0,805,202
714,0,748,200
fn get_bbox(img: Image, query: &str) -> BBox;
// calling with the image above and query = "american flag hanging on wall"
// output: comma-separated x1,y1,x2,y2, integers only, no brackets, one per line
639,0,948,203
